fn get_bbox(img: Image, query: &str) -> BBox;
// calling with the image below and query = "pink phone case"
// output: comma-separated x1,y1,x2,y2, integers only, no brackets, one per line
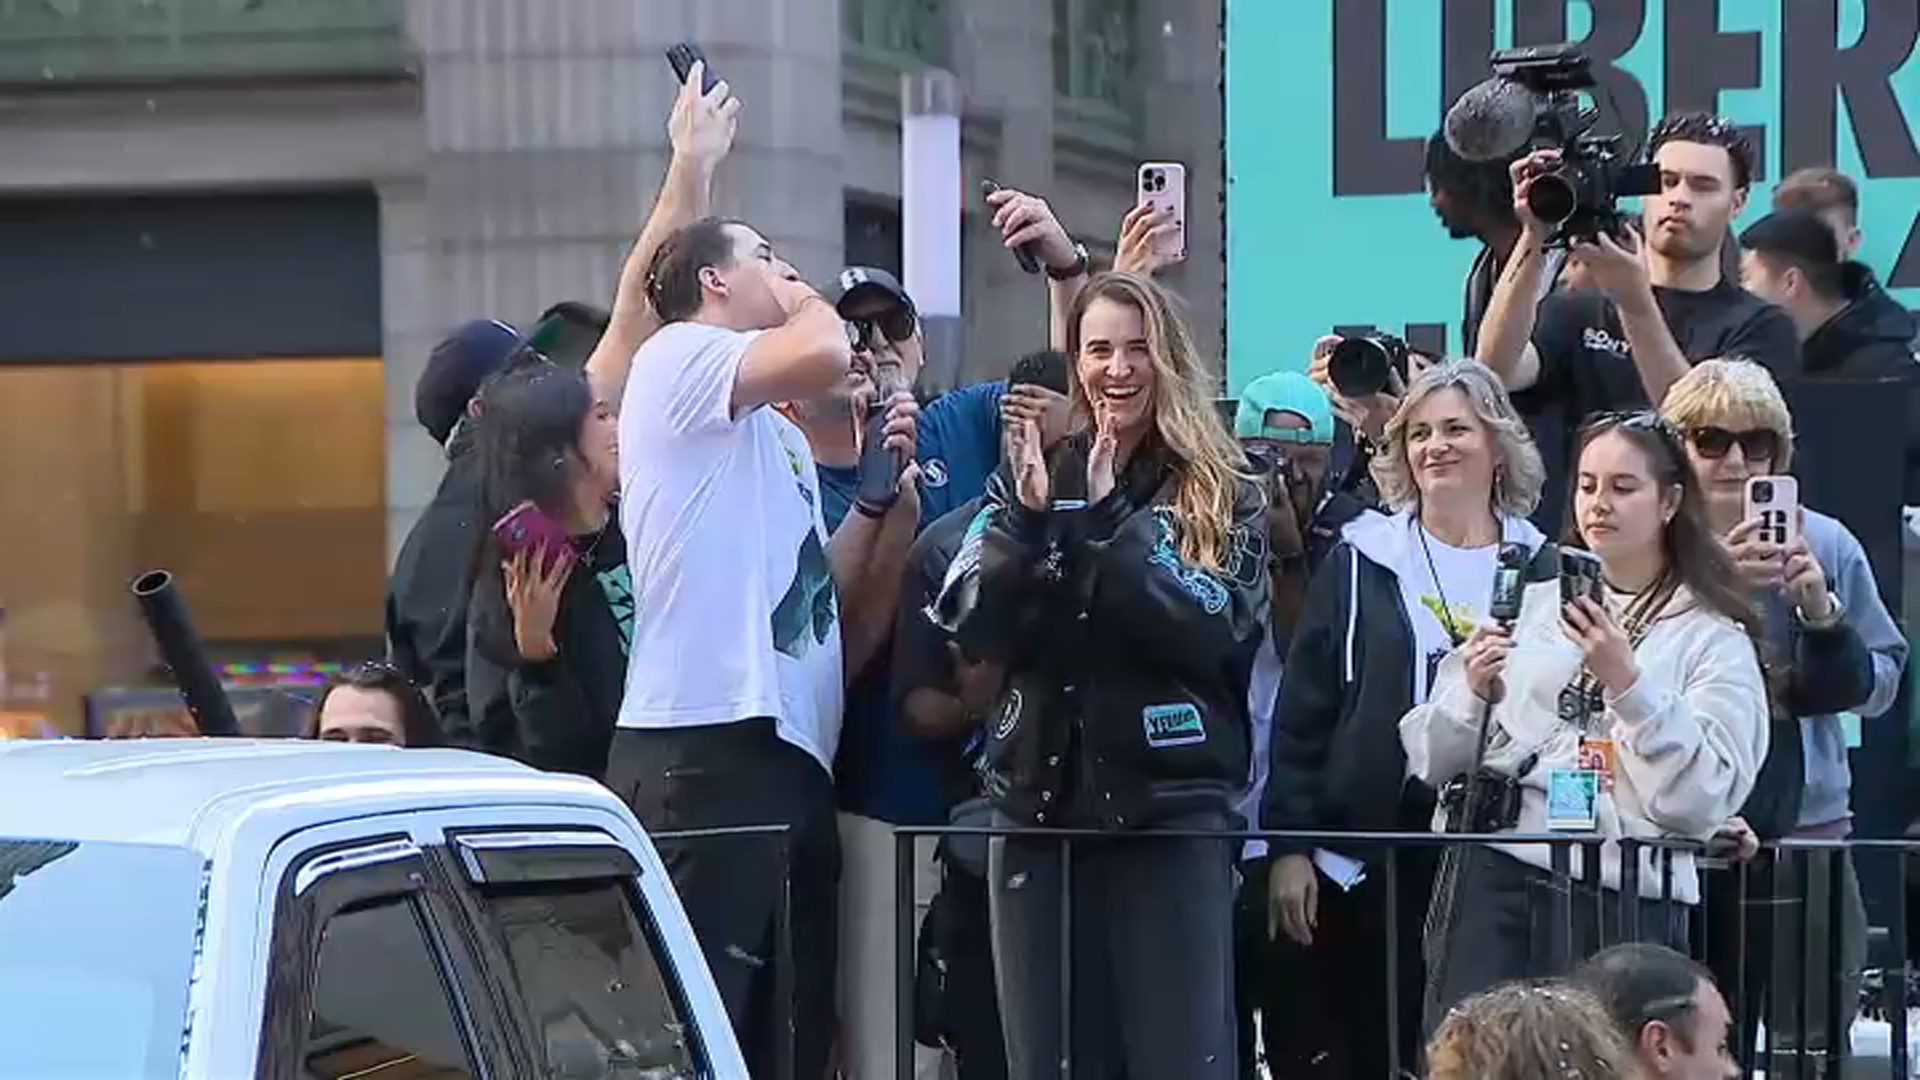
492,501,574,565
1744,476,1799,549
1136,162,1188,260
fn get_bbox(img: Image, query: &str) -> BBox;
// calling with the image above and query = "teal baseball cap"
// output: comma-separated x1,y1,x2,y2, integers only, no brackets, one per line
1234,371,1333,443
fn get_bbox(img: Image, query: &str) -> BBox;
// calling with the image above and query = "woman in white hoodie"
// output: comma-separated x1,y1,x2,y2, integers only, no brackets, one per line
1404,411,1770,1026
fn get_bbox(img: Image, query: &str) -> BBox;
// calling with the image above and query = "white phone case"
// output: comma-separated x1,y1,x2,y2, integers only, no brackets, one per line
1136,162,1188,261
1744,475,1800,548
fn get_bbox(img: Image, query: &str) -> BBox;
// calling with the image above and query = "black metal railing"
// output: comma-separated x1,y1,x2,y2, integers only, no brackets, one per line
883,825,1919,1080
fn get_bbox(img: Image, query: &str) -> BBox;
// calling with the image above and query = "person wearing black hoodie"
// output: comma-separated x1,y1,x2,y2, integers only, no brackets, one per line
1261,359,1549,1079
386,319,526,740
462,359,631,778
1739,208,1920,501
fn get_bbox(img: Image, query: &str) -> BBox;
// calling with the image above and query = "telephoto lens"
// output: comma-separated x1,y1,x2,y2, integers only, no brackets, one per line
1327,333,1410,398
1524,170,1580,226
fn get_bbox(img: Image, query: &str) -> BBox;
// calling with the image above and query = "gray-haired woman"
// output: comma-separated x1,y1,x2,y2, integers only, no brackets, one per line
1260,358,1548,1077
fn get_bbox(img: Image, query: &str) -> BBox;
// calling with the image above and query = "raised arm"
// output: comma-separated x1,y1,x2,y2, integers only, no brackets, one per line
585,62,740,408
985,185,1091,351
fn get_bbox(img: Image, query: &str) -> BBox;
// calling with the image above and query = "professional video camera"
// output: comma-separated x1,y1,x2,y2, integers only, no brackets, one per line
1444,43,1661,247
1327,331,1410,398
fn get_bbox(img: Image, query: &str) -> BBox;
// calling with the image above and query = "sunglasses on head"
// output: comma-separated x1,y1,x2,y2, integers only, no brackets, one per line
1685,425,1780,462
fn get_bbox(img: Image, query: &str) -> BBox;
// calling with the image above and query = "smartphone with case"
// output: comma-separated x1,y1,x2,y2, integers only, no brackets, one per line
1135,162,1188,261
1744,475,1799,548
1559,547,1605,606
492,501,575,568
666,42,719,93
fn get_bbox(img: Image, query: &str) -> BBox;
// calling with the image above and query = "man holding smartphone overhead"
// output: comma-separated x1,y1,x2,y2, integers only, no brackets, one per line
606,51,909,1080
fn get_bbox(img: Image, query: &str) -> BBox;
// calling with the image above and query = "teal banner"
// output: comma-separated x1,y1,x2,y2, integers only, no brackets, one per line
1224,0,1920,392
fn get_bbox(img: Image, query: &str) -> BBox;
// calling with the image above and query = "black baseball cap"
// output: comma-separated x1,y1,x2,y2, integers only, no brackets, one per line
833,266,916,321
414,319,523,445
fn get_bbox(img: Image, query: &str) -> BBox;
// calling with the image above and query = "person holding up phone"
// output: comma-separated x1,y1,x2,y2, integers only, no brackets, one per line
1402,411,1770,1026
461,359,631,780
948,272,1267,1079
1660,358,1907,1071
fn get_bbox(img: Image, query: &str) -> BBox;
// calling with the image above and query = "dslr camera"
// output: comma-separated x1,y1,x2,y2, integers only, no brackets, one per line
1484,44,1661,246
1327,331,1410,398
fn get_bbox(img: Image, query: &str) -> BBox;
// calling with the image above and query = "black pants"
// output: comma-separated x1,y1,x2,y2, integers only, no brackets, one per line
990,810,1238,1080
918,846,1009,1080
1425,846,1690,1032
607,720,840,1080
1237,849,1435,1080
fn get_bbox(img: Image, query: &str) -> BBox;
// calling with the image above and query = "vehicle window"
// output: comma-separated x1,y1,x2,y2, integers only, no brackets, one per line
303,897,477,1079
0,839,203,1079
482,880,700,1079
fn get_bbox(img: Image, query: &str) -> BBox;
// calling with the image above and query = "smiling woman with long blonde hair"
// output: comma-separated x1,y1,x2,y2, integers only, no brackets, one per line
948,270,1267,1078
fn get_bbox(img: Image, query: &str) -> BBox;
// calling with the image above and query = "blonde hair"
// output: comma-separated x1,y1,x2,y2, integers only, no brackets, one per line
1371,358,1545,517
1066,272,1246,570
1427,981,1640,1080
1659,356,1796,471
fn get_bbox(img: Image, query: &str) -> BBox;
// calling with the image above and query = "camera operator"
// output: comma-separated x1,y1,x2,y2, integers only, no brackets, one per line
1261,360,1546,1077
1476,113,1799,535
1404,412,1770,1024
1425,131,1567,355
1738,208,1920,502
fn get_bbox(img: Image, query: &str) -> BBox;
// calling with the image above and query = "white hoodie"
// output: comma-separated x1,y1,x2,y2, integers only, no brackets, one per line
1400,579,1769,904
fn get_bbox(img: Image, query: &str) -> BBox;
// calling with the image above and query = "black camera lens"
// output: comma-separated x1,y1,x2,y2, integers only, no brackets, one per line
1328,336,1397,398
1525,171,1579,227
1750,480,1773,503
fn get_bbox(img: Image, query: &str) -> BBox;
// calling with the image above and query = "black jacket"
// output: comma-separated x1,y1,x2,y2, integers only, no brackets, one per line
462,522,632,779
1260,540,1433,855
385,447,482,739
959,442,1268,829
1800,266,1920,501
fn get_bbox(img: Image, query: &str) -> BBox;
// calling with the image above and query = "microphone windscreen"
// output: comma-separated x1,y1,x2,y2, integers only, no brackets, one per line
1444,78,1537,162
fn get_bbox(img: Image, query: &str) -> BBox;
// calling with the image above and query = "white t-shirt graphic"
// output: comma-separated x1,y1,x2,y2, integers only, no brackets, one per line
1399,525,1497,705
615,322,845,771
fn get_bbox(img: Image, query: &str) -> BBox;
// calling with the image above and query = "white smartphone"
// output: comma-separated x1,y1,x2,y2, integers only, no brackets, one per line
1744,475,1799,548
1136,162,1188,261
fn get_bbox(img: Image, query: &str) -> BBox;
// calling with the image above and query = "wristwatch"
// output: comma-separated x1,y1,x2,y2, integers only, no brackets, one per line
1796,593,1845,631
1045,243,1091,281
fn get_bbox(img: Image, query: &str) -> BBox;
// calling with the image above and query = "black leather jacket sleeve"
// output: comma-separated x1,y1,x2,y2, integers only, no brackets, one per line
1260,546,1350,845
1081,478,1269,681
961,486,1063,663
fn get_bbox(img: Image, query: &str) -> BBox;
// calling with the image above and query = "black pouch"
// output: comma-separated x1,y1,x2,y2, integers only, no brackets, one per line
1439,767,1525,834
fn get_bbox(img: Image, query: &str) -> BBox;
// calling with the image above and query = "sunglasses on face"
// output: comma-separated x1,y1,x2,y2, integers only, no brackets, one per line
1686,425,1780,463
844,310,917,351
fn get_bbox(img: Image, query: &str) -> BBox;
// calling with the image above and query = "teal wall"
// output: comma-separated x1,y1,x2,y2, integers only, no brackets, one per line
1224,0,1920,393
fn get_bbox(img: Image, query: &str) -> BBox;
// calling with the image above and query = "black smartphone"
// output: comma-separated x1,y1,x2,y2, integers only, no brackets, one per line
981,178,1042,275
856,410,908,510
1559,547,1605,606
666,43,719,93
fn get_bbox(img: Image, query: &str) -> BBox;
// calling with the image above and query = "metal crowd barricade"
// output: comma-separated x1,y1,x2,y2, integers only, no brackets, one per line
888,824,1920,1080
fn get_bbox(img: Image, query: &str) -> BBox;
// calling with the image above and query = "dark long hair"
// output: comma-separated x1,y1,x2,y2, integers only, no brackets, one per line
305,662,441,747
473,359,595,524
1568,412,1762,642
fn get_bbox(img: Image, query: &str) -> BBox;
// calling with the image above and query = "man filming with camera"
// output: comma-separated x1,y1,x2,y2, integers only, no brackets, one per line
1475,112,1798,534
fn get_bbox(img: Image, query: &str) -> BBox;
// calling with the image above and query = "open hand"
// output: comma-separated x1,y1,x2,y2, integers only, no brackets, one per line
668,61,741,169
505,548,573,662
985,185,1080,273
1008,416,1049,511
1562,595,1638,696
1088,400,1119,503
1002,384,1074,449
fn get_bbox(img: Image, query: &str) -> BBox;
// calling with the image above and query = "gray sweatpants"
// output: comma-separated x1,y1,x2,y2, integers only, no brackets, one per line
989,810,1238,1080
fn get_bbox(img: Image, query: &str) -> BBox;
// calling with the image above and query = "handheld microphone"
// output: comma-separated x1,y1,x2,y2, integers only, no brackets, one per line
1443,77,1539,162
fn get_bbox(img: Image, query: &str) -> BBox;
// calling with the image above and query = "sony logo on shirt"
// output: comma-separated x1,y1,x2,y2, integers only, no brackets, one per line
1581,327,1631,357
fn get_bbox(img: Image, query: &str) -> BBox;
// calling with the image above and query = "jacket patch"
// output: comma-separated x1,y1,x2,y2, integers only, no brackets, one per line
1142,703,1206,748
1147,509,1230,615
992,688,1023,741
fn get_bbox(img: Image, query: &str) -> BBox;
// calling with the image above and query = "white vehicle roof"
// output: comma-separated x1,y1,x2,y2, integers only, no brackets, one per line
0,738,621,853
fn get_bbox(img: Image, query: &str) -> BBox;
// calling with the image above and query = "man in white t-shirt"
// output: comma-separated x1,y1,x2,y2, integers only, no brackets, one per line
608,214,902,1080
